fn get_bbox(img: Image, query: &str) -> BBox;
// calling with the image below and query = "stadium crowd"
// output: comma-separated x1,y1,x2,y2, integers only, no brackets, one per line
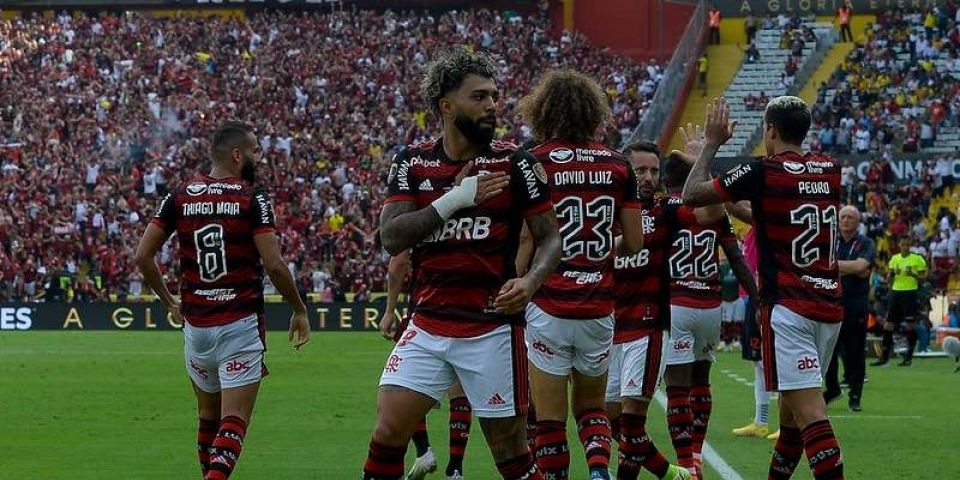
802,7,960,334
0,8,665,302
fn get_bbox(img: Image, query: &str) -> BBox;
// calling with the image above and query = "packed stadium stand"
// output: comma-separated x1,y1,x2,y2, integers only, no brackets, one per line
719,20,835,157
0,2,956,319
0,8,664,301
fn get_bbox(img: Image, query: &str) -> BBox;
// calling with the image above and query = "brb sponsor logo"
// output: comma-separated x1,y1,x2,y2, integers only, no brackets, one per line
384,354,403,373
615,249,649,269
0,307,32,330
226,360,252,374
423,216,492,243
673,339,692,352
796,356,820,371
531,340,555,357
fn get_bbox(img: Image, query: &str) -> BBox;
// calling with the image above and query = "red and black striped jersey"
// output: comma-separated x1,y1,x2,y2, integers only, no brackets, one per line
612,196,680,343
152,175,276,328
668,199,738,309
384,139,553,338
529,140,641,319
713,151,842,323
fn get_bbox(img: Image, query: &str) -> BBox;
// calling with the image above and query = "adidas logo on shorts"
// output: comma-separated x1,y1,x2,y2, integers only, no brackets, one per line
487,393,507,406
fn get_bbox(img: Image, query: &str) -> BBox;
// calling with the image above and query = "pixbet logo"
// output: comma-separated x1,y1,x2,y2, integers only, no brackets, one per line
0,307,32,330
531,340,555,357
225,360,251,373
796,356,820,371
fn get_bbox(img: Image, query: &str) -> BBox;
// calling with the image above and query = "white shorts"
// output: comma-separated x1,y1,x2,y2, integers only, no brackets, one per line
721,298,746,323
605,330,668,402
184,314,266,393
525,303,614,377
379,321,528,419
665,305,722,365
761,304,841,392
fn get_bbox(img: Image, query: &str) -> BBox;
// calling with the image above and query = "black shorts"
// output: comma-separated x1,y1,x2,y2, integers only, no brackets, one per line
740,297,762,361
887,290,919,325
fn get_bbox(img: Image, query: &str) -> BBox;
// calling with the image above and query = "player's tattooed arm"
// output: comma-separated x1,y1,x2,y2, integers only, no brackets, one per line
522,209,561,289
682,142,725,207
515,222,534,277
494,209,560,315
683,98,736,207
381,161,510,255
379,201,445,255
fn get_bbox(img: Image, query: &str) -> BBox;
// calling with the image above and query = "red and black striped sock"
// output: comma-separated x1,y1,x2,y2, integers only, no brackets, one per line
412,418,430,457
690,384,713,457
526,404,538,452
204,416,247,480
768,426,803,480
575,408,612,473
496,452,543,480
412,417,430,457
611,416,621,444
197,417,219,475
362,440,407,480
447,396,471,475
665,386,694,469
617,414,669,480
534,420,570,480
801,420,844,480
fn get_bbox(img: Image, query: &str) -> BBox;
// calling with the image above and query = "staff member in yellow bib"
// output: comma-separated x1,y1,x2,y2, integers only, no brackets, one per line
873,236,927,367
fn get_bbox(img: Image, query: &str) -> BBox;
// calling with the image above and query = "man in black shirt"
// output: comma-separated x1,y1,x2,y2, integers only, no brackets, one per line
824,206,875,412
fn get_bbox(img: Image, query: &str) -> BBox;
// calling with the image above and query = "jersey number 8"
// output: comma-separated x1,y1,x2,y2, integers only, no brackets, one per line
195,224,228,283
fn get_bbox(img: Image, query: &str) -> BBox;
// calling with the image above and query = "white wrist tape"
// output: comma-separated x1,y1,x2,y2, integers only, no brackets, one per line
431,176,478,220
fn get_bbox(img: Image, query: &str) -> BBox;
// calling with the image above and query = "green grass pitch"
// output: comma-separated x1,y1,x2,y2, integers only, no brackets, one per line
1,331,957,479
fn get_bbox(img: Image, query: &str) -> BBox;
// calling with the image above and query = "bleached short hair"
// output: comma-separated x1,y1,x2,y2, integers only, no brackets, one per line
764,96,811,145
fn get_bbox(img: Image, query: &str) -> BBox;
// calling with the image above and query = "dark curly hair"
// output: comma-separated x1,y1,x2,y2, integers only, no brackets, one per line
518,69,612,143
420,47,498,114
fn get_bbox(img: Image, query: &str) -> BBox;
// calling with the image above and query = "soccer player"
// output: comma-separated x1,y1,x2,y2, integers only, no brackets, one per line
606,141,693,480
517,70,643,480
873,235,927,367
682,97,845,480
362,48,561,480
661,139,758,478
729,226,780,440
135,120,311,480
379,251,473,480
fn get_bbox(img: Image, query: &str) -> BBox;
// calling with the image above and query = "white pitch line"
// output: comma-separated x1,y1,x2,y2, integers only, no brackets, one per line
0,349,171,356
653,390,745,480
832,415,923,419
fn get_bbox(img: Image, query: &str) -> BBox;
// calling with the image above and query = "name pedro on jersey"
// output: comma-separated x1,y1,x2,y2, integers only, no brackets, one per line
553,170,613,186
798,181,831,195
182,202,241,216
